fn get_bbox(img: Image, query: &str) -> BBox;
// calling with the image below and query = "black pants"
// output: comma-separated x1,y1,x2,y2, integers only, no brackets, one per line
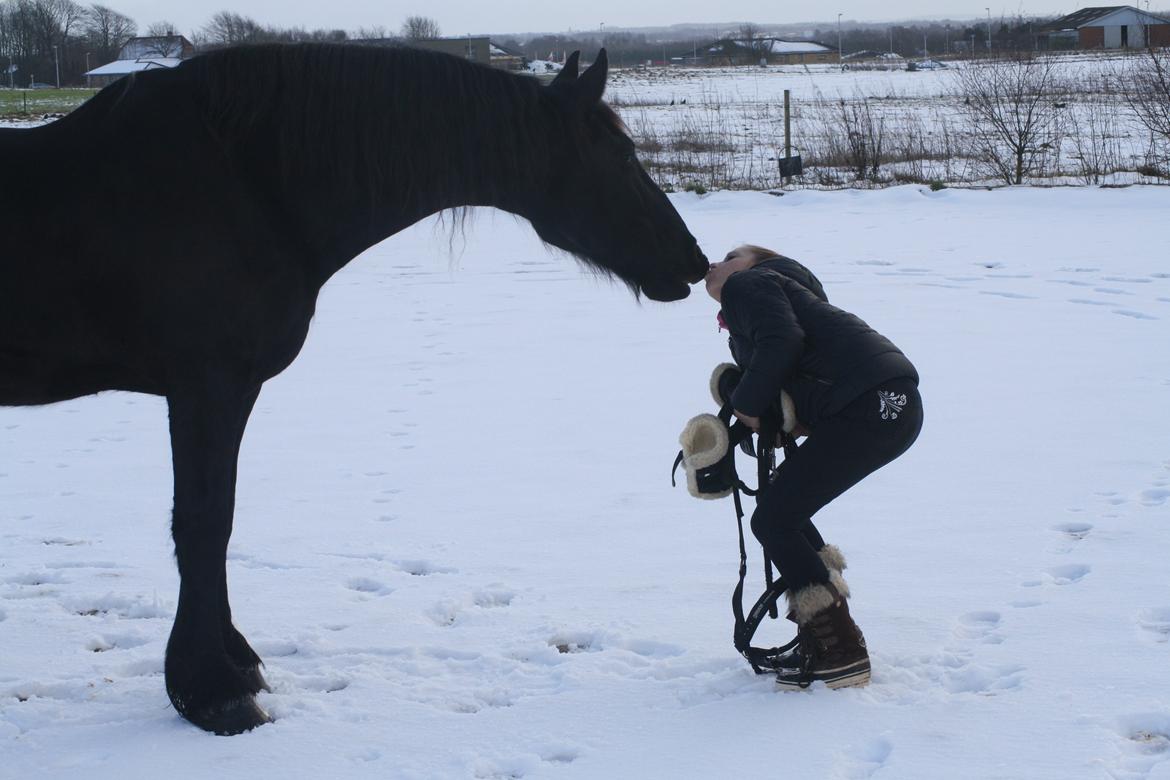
750,377,923,593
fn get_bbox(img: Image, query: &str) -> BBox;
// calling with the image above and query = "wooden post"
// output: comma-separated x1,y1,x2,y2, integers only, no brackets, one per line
783,89,792,186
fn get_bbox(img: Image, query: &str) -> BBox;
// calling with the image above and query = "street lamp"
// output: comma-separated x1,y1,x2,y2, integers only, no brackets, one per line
53,44,59,88
986,8,992,57
837,13,843,70
85,51,90,88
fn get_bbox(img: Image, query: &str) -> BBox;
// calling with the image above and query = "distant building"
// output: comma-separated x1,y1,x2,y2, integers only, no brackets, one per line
1039,6,1170,49
84,34,195,87
351,37,527,70
119,35,195,60
490,43,527,71
843,50,905,62
703,38,836,65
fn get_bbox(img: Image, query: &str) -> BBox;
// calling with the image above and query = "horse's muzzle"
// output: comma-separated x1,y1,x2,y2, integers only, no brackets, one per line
643,278,692,302
687,245,710,284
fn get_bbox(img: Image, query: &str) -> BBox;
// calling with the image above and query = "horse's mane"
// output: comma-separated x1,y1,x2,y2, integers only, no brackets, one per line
184,43,565,211
68,42,636,278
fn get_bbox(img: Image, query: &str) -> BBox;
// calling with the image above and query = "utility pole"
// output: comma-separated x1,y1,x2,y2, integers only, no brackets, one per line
889,26,894,54
986,8,993,57
837,13,843,70
85,51,90,88
53,44,59,88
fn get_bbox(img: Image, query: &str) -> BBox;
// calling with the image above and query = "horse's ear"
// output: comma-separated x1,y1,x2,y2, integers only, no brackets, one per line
576,49,608,106
550,51,580,87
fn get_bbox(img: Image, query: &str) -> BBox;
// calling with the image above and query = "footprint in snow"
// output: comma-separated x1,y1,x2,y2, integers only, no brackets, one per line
1108,713,1170,779
1137,608,1170,643
67,594,170,619
346,577,392,596
1140,487,1169,506
955,611,1003,644
470,746,578,777
1052,521,1093,540
1113,309,1158,320
85,632,151,653
943,663,1025,695
1049,521,1093,554
831,736,893,780
1096,490,1128,506
979,290,1037,300
396,559,456,576
1046,563,1090,585
473,588,515,608
7,570,69,586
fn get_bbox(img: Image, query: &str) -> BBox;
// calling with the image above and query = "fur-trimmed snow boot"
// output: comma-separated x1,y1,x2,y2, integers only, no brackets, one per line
769,545,850,672
774,559,870,690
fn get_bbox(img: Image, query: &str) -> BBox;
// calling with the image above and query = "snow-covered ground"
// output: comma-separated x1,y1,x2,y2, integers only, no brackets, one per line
607,57,1164,189
2,186,1169,779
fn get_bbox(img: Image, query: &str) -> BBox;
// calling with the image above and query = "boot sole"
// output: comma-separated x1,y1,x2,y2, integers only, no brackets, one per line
775,660,871,690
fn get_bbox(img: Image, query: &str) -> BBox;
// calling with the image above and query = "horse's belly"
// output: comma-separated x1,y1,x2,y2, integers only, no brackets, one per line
0,349,160,406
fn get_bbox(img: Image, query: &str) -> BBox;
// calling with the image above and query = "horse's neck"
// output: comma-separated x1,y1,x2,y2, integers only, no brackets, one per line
277,73,545,285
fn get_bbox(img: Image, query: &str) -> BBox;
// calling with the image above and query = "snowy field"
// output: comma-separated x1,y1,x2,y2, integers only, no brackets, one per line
605,56,1164,189
2,185,1169,779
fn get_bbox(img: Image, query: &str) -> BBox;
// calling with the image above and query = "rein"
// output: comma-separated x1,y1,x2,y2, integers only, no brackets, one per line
673,404,802,675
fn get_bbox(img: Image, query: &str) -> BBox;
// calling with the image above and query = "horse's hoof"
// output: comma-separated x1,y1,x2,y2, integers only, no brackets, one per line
188,696,273,736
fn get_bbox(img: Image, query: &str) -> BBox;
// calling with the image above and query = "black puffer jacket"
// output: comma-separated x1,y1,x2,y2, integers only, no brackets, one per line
753,255,829,303
722,263,918,429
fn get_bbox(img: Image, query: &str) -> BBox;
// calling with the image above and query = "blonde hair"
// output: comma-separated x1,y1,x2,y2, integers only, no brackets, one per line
736,244,781,265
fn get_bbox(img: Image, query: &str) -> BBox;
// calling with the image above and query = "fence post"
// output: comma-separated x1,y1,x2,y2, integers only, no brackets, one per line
783,89,792,185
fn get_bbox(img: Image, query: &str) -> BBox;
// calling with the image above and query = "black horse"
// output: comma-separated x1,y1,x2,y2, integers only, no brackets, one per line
0,43,707,734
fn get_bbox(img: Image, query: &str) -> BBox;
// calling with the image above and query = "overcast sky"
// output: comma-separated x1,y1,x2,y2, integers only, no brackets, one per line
116,0,1104,40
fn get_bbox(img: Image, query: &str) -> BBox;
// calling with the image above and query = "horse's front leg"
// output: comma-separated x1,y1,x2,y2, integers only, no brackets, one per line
165,378,269,735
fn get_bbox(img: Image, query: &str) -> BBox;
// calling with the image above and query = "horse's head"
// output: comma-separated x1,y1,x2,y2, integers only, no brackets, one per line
527,50,708,302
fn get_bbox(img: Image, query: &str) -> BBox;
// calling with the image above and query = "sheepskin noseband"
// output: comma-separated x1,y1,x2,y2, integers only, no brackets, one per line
678,413,734,499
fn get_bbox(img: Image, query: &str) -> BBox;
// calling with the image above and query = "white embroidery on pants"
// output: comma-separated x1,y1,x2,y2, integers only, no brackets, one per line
878,390,908,420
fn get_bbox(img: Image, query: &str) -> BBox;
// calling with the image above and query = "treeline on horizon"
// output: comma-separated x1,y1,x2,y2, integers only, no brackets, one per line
0,0,1135,88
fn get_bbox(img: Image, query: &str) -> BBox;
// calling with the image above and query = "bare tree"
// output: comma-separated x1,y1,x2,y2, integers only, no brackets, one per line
1066,94,1123,184
353,24,387,40
956,55,1065,185
1121,46,1170,143
144,20,176,37
83,4,135,57
46,0,85,41
738,22,769,60
22,0,85,53
400,15,439,40
817,92,887,181
201,10,261,47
